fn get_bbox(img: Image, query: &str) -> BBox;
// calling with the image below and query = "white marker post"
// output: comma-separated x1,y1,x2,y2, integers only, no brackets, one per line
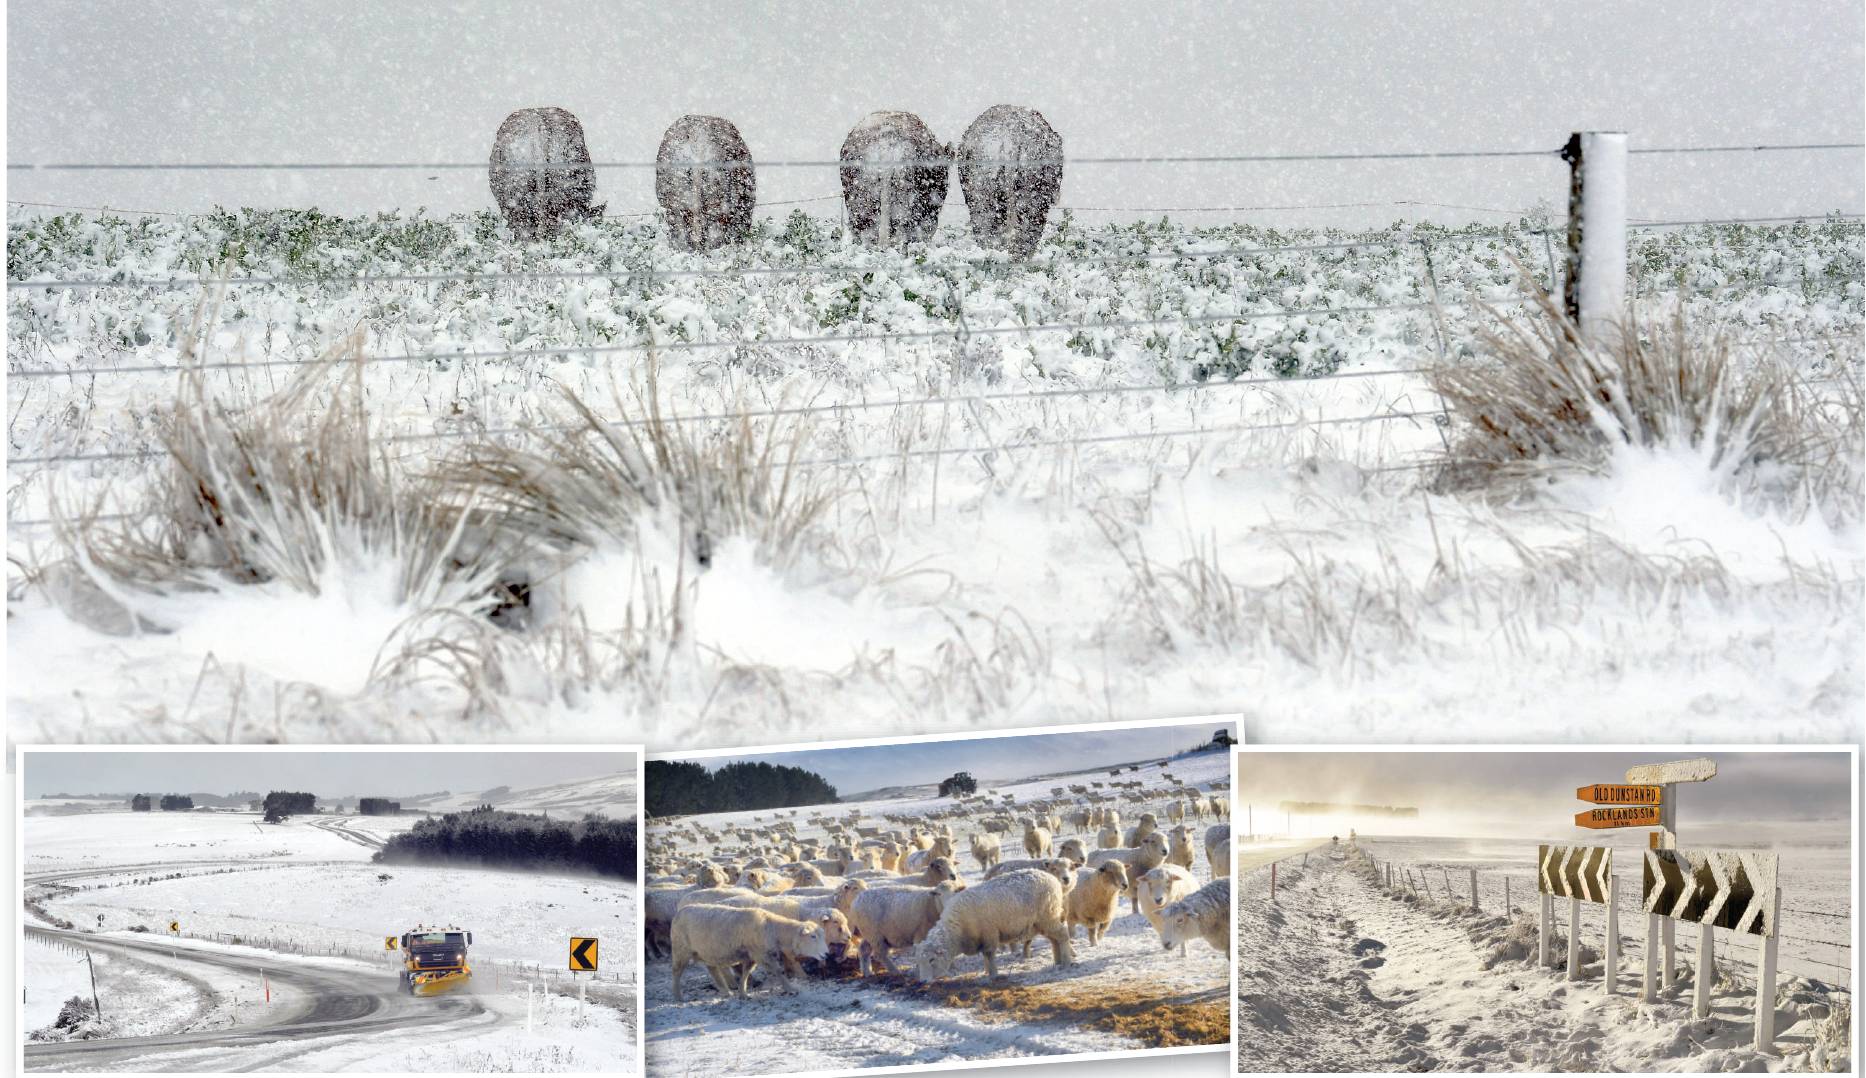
1561,130,1629,343
1538,889,1552,966
1603,876,1620,996
1469,869,1479,911
1695,922,1715,1017
1754,887,1781,1050
1643,912,1660,1002
1567,893,1582,981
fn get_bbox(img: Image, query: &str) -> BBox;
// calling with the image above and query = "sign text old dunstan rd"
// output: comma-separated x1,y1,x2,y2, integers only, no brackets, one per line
1575,783,1662,805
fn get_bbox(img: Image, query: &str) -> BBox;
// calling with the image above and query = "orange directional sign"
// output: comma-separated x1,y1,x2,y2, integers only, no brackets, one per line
1576,783,1662,805
1576,805,1662,829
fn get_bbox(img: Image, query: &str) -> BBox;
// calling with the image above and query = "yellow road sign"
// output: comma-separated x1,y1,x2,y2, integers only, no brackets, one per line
385,936,398,951
168,920,180,933
1576,805,1661,829
1576,783,1662,805
569,936,598,972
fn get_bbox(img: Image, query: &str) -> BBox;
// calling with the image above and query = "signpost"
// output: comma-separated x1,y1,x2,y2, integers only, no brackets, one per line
570,936,599,1008
1625,758,1718,1000
384,936,398,951
1575,806,1662,829
1537,845,1614,985
1576,784,1662,805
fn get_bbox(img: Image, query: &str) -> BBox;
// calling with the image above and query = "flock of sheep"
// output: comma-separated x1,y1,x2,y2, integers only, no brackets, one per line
487,105,1062,256
644,767,1231,1003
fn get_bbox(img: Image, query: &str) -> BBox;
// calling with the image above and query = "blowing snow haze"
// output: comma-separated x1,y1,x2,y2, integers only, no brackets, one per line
1239,751,1853,838
8,1,1861,225
23,751,637,800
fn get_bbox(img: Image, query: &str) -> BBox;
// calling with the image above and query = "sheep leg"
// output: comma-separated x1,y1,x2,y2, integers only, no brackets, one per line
873,942,900,976
1047,924,1075,967
671,953,691,1002
760,950,798,995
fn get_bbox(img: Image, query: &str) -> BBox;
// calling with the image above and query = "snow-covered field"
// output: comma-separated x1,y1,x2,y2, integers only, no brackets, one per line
7,209,1860,745
1238,833,1853,1072
21,806,641,1070
643,742,1233,1074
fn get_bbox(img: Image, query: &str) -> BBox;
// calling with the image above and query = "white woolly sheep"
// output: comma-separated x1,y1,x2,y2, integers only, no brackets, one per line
1057,837,1087,864
670,904,829,1001
969,832,1002,871
1158,878,1231,956
1064,861,1130,944
1205,824,1232,878
1023,822,1053,858
844,879,958,975
1166,825,1195,871
1096,822,1121,849
1123,812,1159,847
1087,831,1171,909
913,868,1074,981
982,857,1076,887
1135,864,1199,935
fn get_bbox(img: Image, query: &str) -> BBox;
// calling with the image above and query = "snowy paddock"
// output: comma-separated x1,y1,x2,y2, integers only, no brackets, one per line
1237,832,1852,1073
6,210,1861,745
21,807,641,1070
642,743,1233,1074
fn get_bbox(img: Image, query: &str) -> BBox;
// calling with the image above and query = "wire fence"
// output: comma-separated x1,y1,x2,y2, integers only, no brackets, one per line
1357,852,1855,986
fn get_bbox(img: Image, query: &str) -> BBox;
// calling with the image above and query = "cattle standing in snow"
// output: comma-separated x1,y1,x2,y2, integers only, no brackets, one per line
488,107,603,239
957,105,1062,259
655,115,756,252
839,111,949,247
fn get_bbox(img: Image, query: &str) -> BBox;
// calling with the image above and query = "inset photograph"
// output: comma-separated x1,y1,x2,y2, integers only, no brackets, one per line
1236,747,1855,1073
643,716,1237,1074
19,746,644,1073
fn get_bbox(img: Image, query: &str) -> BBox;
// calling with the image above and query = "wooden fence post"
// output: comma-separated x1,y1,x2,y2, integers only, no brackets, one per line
1469,869,1479,911
1270,861,1277,902
1560,130,1629,342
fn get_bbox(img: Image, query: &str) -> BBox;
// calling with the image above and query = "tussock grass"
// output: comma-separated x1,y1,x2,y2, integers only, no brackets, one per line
52,311,507,619
441,358,839,570
1431,288,1861,520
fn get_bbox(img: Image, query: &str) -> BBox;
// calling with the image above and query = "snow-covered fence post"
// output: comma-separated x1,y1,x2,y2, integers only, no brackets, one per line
1270,862,1277,902
1754,888,1781,1050
1643,912,1660,1001
1694,923,1714,1017
1560,130,1628,342
1468,869,1478,911
1566,894,1582,981
1604,876,1620,995
1504,876,1511,914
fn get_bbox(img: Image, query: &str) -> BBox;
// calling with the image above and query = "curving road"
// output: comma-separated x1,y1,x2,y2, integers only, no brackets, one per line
23,925,493,1072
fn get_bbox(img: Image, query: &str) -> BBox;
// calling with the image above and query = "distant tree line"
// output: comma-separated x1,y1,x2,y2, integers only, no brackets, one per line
373,807,637,880
646,760,838,816
264,791,317,823
159,795,194,811
358,797,401,816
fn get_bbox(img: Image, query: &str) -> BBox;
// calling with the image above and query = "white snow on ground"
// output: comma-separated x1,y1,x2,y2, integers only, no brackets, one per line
24,936,98,1034
22,801,640,1070
644,740,1233,1073
1238,835,1852,1072
7,211,1860,744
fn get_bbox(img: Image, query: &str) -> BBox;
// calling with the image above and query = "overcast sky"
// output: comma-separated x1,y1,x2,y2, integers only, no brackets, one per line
1239,751,1853,833
8,2,1861,225
23,750,636,798
696,721,1232,796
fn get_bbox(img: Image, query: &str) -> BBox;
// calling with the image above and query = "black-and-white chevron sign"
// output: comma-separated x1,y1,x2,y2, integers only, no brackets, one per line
1537,844,1613,903
1643,849,1777,937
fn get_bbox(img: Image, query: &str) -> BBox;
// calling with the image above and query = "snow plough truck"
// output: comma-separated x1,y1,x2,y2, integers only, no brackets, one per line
398,926,472,996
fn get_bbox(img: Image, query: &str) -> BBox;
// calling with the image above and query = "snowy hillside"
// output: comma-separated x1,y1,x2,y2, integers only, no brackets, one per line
22,808,640,1071
6,209,1861,744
